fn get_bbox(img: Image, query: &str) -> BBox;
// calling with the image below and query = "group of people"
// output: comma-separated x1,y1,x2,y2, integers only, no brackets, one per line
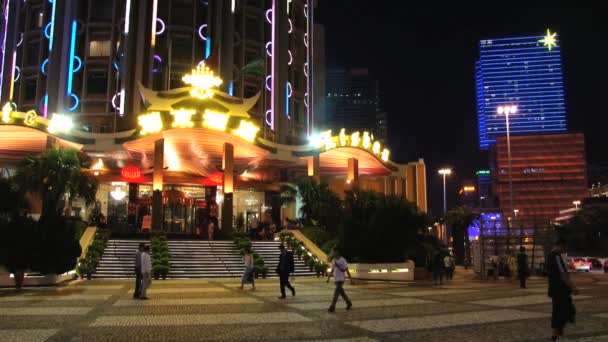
430,252,456,285
132,243,152,300
238,244,352,312
247,217,277,241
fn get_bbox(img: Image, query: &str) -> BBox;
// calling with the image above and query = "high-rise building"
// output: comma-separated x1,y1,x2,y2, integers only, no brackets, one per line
0,0,323,144
476,30,567,150
491,132,587,221
325,68,387,142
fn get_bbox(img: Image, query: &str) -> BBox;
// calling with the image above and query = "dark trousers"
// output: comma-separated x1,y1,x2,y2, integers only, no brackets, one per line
133,269,142,298
330,281,351,308
279,272,294,297
519,272,527,288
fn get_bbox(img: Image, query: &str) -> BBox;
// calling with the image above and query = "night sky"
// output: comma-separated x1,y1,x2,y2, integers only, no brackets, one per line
316,2,607,218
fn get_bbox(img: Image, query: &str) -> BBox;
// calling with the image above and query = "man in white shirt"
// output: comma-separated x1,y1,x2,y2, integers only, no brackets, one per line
326,250,352,312
139,245,152,299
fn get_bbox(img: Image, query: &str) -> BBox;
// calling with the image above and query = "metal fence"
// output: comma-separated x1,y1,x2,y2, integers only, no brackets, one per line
472,218,555,279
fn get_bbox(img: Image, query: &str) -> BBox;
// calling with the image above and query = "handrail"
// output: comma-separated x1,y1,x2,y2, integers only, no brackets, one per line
79,226,97,259
279,229,329,263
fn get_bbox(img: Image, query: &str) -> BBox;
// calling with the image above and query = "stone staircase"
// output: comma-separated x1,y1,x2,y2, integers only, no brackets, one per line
93,239,316,279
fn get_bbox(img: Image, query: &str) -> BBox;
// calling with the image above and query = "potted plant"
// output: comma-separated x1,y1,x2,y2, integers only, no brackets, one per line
306,258,316,271
314,262,327,278
261,265,268,279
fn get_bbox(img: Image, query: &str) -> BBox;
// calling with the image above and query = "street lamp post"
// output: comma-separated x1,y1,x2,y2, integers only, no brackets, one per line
438,168,452,216
497,105,517,220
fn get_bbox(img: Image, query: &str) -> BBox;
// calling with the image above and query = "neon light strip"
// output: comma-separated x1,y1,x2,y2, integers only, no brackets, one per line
0,0,9,100
231,0,235,13
198,24,208,41
150,0,158,46
119,88,125,116
49,0,57,51
228,81,234,96
205,38,211,59
67,20,77,95
285,82,290,118
9,51,16,100
124,0,131,34
269,0,275,130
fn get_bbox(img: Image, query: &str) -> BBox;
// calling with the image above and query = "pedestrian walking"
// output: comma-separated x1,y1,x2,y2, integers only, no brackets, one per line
326,250,352,312
133,242,145,298
139,245,152,299
239,247,256,291
207,220,215,241
432,252,444,285
276,244,295,299
547,237,578,341
517,247,529,289
444,253,455,281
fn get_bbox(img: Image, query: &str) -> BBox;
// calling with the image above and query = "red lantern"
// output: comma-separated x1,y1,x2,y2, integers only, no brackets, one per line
121,166,142,180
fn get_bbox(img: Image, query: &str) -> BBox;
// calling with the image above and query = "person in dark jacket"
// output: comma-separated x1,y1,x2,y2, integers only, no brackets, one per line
547,238,578,342
517,247,529,288
133,243,145,298
276,244,295,299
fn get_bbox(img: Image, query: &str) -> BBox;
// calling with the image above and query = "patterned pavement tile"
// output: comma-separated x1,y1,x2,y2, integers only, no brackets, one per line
0,294,112,302
574,335,608,342
251,290,337,297
347,309,549,333
469,294,593,307
297,338,378,342
284,297,435,311
90,312,312,327
145,287,229,294
0,307,93,316
593,312,608,319
113,297,262,306
389,289,480,297
0,329,59,342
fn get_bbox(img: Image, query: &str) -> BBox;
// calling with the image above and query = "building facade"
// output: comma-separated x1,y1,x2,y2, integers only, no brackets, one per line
325,68,387,142
0,0,323,144
476,31,567,150
491,132,587,221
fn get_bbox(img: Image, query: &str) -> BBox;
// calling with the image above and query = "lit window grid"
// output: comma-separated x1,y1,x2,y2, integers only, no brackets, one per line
476,35,567,150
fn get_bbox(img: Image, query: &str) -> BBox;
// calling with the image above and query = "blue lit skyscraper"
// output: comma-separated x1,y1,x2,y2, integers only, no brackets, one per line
476,30,567,150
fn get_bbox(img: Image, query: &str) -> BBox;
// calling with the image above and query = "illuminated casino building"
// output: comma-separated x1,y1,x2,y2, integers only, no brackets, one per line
476,30,567,150
491,132,587,221
0,0,428,235
0,0,324,144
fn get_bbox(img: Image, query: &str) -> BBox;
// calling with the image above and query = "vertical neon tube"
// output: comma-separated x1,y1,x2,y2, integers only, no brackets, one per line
0,0,9,101
124,0,131,34
49,0,57,51
8,51,16,101
150,0,158,47
67,20,77,95
205,38,211,59
228,81,234,96
285,83,289,117
269,0,276,130
231,0,235,13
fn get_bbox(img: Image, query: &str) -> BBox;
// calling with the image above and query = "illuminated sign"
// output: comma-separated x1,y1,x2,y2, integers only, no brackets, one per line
463,186,476,192
232,120,260,142
2,103,12,123
170,108,195,128
310,128,391,162
476,170,490,175
202,110,230,131
138,112,163,135
182,62,222,100
47,113,73,134
121,165,142,180
539,29,557,51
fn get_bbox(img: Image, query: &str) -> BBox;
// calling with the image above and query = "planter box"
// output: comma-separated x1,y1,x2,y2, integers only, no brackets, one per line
0,272,76,287
349,261,415,282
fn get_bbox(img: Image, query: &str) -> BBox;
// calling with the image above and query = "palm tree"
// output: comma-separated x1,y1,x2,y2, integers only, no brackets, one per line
16,147,98,219
446,206,478,265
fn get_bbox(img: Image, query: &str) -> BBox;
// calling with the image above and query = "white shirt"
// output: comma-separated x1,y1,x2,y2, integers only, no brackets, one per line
141,252,151,275
331,257,348,282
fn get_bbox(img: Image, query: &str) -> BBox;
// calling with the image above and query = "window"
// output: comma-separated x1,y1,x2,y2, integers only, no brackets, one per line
26,42,40,66
171,35,192,63
90,2,113,22
171,0,193,25
24,78,38,102
88,40,112,57
246,16,261,40
86,71,108,95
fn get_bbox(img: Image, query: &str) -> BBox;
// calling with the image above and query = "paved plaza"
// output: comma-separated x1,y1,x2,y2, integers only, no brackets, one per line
1,271,607,341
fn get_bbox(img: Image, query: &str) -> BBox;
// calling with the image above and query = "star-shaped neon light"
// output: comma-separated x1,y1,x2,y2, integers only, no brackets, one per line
539,29,557,51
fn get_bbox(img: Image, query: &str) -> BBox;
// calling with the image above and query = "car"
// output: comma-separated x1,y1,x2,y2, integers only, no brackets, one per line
569,257,592,272
588,258,603,270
